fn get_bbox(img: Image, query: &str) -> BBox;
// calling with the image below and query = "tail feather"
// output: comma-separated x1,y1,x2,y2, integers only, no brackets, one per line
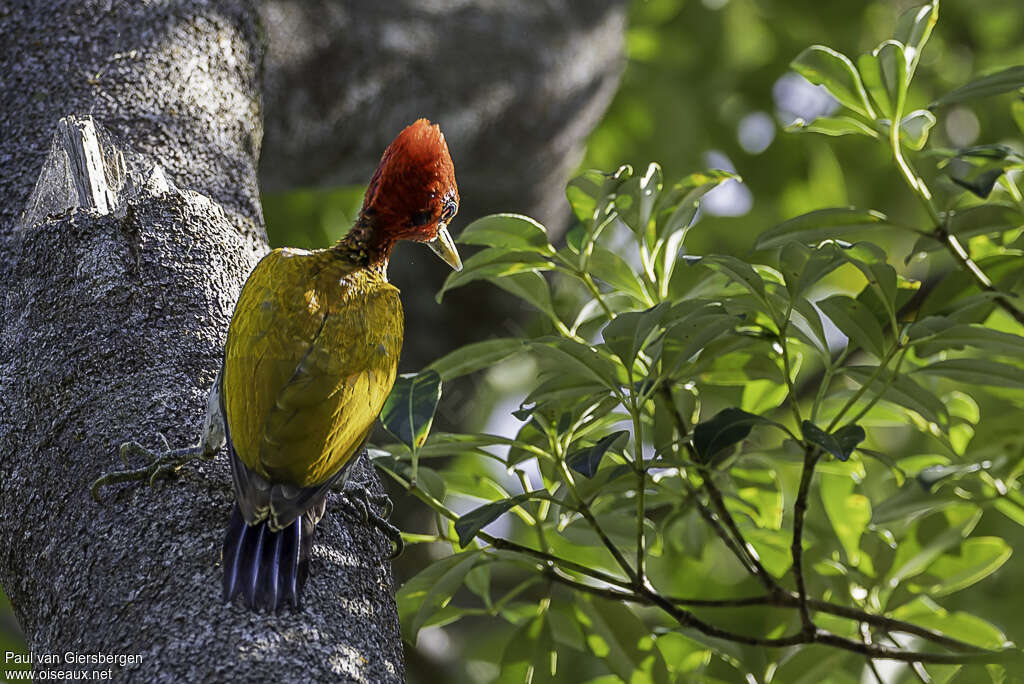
222,503,316,612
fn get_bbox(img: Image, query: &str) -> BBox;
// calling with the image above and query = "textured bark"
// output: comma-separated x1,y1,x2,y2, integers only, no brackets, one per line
0,2,401,681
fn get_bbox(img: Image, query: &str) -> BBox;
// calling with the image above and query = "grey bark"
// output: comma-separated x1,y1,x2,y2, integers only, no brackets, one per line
0,0,626,680
0,2,401,681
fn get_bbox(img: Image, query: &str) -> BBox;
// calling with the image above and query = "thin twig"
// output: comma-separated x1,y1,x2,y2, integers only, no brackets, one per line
791,446,820,634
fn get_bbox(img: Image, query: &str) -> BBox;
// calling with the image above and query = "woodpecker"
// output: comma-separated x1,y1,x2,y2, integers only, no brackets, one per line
93,119,462,612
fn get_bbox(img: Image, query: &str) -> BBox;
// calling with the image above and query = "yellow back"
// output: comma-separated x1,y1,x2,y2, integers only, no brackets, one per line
223,248,403,487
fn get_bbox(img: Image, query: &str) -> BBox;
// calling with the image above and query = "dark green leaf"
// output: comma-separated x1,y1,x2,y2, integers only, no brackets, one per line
940,144,1024,199
566,430,629,478
931,65,1024,109
802,421,865,461
756,208,893,249
381,370,443,450
693,408,772,462
492,271,559,320
454,490,550,547
791,45,874,118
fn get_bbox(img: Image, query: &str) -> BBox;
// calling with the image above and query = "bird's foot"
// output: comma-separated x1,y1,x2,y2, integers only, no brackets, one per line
90,434,208,502
336,484,403,560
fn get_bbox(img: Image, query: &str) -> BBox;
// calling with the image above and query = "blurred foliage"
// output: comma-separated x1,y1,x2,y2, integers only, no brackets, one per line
373,1,1024,682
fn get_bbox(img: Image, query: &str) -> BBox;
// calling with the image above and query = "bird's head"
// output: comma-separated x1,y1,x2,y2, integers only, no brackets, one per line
361,118,462,271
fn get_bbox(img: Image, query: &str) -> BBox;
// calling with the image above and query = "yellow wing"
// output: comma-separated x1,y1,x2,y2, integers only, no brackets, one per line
223,248,403,488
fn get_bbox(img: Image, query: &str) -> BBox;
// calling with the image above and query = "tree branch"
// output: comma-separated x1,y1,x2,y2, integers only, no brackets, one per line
791,447,821,634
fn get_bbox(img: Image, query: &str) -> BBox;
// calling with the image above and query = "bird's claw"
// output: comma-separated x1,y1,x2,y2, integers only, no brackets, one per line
336,485,404,559
91,439,205,503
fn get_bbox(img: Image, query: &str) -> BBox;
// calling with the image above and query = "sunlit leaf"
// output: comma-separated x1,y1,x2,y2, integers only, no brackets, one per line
398,551,481,640
791,45,875,118
756,208,893,249
458,213,554,254
914,359,1024,389
785,115,878,138
914,537,1012,597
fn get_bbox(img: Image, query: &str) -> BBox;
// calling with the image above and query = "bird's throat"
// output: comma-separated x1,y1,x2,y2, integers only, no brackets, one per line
332,214,393,273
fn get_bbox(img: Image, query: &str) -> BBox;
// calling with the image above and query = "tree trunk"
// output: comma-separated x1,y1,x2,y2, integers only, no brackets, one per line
0,0,626,679
0,2,403,680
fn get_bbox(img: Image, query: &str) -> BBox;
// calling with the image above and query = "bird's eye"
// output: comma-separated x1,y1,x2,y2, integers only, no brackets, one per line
410,210,433,227
440,200,457,222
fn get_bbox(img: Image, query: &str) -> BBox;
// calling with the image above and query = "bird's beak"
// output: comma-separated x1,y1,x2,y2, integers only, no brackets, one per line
428,225,462,271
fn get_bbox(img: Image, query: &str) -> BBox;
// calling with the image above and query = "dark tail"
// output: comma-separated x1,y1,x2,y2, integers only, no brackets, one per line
222,504,315,612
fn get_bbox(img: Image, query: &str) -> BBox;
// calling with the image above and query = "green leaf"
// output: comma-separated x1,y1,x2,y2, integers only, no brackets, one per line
891,596,1009,650
502,612,557,682
858,52,893,117
380,370,443,450
778,241,843,298
909,320,1024,358
845,365,949,426
898,109,936,150
894,2,938,77
616,162,663,242
802,422,866,461
917,460,992,492
693,408,773,462
458,213,554,254
887,510,981,586
820,473,872,567
756,208,892,249
397,551,481,640
915,537,1012,597
437,249,552,301
909,202,1024,255
655,169,739,244
785,115,879,138
602,302,669,368
454,490,550,547
578,597,671,684
589,247,651,305
791,45,875,119
426,338,526,380
662,312,739,376
492,271,559,321
567,430,629,478
941,145,1024,199
914,359,1024,389
931,65,1024,109
874,41,908,116
529,336,622,391
691,254,767,302
817,294,887,358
